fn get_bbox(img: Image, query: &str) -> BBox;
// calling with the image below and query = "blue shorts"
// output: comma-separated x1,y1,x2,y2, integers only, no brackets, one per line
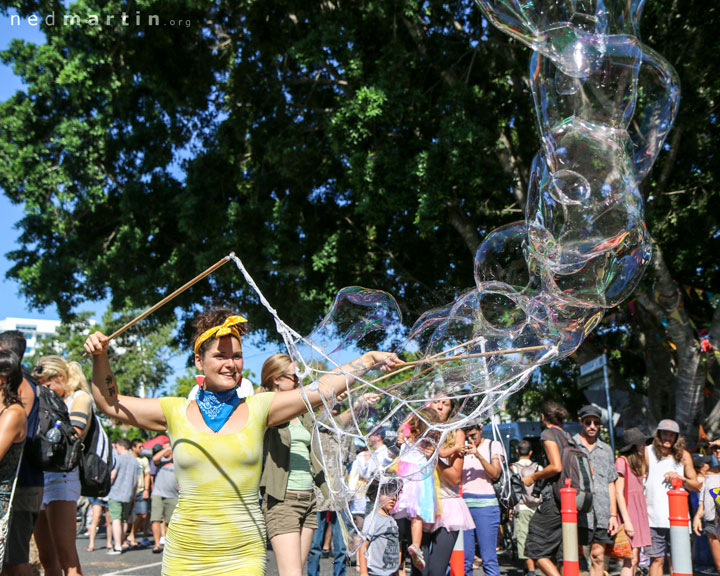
133,496,149,515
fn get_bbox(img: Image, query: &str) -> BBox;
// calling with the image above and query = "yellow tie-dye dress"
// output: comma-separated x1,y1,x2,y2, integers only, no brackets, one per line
159,391,275,576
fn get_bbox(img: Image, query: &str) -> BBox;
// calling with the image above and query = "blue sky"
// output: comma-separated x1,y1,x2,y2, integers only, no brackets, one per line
0,14,280,384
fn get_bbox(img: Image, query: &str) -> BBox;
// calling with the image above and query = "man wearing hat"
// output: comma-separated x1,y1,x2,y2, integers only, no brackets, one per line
645,419,700,576
573,405,619,576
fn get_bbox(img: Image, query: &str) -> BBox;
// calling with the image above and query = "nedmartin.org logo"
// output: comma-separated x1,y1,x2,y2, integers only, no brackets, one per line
10,10,192,28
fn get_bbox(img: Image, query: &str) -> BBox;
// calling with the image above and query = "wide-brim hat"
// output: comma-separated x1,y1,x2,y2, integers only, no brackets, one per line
619,427,652,453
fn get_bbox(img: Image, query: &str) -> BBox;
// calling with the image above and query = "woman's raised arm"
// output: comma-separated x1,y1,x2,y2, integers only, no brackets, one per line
84,331,167,432
266,352,399,427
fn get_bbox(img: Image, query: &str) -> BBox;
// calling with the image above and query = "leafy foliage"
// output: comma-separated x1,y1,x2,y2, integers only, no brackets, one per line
2,0,720,427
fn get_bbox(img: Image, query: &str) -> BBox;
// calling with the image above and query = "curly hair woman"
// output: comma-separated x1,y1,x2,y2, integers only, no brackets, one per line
85,307,398,576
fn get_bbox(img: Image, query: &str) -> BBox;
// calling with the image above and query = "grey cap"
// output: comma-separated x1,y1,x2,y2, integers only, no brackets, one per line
578,405,602,420
657,419,680,434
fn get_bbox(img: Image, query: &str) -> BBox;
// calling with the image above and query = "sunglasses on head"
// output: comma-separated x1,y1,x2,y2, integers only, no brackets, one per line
33,365,44,374
282,373,300,385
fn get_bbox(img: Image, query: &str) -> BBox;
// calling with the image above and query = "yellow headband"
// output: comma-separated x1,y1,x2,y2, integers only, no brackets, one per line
194,315,247,354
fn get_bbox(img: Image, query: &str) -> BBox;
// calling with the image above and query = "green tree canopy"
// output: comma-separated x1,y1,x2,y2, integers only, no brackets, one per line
2,0,719,435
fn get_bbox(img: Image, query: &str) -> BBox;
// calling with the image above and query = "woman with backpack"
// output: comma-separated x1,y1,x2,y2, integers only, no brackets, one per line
0,349,28,566
32,356,93,576
83,307,399,576
521,401,568,576
615,427,652,576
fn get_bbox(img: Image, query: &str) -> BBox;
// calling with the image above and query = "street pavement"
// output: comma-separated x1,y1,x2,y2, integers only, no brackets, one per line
73,530,525,576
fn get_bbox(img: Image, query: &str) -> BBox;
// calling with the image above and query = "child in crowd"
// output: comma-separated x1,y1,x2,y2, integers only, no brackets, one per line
359,480,401,576
392,407,440,571
693,439,720,574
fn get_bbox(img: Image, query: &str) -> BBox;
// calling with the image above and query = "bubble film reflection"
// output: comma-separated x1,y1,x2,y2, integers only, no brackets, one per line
229,0,679,552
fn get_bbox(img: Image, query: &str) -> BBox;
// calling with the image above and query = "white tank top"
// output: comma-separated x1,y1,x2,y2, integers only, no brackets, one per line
645,447,684,528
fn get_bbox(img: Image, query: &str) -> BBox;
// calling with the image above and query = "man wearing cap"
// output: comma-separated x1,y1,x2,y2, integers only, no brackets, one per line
573,405,619,576
645,419,699,576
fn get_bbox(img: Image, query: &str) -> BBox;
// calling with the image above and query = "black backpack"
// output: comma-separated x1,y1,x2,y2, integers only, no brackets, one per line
79,412,114,497
28,385,82,472
550,428,594,514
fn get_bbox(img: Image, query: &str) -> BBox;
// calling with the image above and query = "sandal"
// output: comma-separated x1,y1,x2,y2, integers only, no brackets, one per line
86,546,94,552
407,544,426,570
152,546,163,554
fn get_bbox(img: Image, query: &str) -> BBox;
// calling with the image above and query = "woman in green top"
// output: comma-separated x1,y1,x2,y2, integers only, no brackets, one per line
258,353,323,576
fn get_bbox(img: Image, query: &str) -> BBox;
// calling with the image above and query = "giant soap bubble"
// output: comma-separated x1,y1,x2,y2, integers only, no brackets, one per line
229,0,679,552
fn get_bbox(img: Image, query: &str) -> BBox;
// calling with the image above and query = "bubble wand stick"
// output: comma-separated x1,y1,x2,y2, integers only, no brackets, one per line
82,255,232,356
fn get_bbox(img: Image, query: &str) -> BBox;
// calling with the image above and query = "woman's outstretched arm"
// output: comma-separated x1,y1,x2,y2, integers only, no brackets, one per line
267,352,399,427
84,331,167,432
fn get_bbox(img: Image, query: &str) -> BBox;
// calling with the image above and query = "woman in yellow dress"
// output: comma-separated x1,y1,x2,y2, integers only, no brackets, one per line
83,307,398,576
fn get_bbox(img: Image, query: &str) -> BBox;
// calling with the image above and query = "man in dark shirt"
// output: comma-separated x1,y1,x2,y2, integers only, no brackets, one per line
0,330,44,576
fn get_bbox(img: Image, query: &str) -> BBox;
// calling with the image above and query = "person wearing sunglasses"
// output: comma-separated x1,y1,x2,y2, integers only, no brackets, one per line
85,310,398,576
258,353,321,576
572,405,619,576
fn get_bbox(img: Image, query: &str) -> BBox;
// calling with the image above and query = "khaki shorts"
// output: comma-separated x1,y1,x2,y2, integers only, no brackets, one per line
262,490,318,540
151,495,177,524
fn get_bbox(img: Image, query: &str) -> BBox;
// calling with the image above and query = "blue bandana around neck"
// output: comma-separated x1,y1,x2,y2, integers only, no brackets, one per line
196,387,241,433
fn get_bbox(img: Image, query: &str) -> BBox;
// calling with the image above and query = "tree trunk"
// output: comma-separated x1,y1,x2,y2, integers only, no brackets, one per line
636,242,707,442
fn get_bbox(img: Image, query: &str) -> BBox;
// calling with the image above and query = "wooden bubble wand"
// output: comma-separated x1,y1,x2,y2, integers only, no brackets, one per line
83,255,232,356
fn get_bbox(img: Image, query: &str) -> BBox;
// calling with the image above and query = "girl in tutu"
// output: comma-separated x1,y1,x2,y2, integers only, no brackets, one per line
392,407,440,571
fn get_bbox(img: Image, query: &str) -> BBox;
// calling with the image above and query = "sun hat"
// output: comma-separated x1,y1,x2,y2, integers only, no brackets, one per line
619,427,651,453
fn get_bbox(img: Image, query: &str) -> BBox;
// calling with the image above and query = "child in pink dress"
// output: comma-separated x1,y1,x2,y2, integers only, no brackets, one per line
392,407,440,571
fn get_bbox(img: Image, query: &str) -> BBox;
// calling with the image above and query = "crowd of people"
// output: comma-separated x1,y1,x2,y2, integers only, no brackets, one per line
0,311,719,576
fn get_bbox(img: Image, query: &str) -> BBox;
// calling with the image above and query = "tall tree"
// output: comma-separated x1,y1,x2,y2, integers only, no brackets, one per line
1,0,719,434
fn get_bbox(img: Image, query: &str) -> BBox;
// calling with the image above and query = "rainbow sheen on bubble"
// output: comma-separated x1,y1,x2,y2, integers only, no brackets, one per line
229,0,679,554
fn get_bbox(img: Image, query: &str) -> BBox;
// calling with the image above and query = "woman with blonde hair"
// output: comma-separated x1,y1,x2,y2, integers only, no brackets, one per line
31,355,93,576
258,353,323,576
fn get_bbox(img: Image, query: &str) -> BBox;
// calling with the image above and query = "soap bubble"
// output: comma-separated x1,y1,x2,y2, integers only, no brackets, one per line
228,0,680,554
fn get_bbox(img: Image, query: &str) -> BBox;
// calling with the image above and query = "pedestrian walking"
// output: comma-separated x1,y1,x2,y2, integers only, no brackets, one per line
510,440,543,576
32,355,92,576
645,419,700,576
615,427,652,576
0,330,44,576
573,405,619,576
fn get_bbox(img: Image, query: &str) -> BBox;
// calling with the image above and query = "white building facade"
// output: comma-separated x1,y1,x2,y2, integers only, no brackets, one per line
0,317,61,356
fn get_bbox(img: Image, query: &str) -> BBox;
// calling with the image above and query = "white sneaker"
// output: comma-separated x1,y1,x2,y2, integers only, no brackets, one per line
107,547,123,555
159,537,165,546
